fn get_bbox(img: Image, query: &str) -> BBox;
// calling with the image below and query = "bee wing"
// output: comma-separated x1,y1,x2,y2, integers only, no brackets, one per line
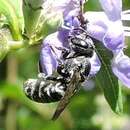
52,70,81,120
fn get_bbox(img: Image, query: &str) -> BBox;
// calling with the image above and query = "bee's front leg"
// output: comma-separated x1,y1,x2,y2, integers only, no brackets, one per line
80,60,91,82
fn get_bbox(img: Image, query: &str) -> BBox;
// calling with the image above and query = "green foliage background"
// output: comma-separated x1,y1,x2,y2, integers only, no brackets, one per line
0,0,130,130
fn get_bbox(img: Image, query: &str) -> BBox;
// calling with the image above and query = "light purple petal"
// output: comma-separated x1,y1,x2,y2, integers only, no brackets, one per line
40,44,57,75
82,79,95,90
84,12,109,41
84,11,110,26
84,12,124,52
112,51,130,87
99,0,122,21
89,52,101,76
103,20,124,51
43,0,86,20
62,0,85,18
40,29,69,75
64,16,80,28
87,23,106,41
47,0,85,18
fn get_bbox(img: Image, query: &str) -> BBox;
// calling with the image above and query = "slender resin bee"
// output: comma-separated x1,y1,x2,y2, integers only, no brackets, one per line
51,29,95,120
23,26,95,120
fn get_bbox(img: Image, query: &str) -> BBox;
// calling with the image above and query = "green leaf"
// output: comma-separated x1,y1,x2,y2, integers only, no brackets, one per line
0,0,23,40
95,42,123,114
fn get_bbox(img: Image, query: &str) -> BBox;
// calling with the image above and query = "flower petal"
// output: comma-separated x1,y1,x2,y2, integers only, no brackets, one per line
89,52,101,76
40,44,57,75
112,51,130,87
40,30,69,75
99,0,122,21
61,0,86,18
84,11,110,25
84,12,109,41
87,23,106,41
103,20,124,51
82,79,95,90
85,12,124,51
43,0,85,19
63,15,80,28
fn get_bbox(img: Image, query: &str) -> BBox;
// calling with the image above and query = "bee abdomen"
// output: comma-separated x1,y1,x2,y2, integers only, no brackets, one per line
23,79,66,103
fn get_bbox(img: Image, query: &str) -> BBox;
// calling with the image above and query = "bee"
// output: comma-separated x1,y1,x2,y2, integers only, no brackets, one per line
23,26,95,120
52,29,94,120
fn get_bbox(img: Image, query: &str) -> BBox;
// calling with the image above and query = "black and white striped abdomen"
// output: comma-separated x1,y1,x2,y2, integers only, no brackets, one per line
23,78,66,103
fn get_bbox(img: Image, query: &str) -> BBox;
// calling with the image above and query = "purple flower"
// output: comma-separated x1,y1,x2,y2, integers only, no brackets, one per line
84,0,130,87
40,0,130,87
40,0,101,76
84,0,124,51
40,24,101,76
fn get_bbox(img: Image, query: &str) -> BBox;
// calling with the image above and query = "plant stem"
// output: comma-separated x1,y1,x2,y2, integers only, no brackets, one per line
8,40,25,50
5,55,18,130
5,102,17,130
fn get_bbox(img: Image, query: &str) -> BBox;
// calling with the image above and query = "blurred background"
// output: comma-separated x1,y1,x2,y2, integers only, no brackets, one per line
0,0,130,130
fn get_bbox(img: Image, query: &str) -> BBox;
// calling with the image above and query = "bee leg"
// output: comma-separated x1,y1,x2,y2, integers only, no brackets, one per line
46,76,67,84
37,73,46,79
84,61,91,77
37,72,66,83
57,63,70,79
80,60,91,82
55,46,70,59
